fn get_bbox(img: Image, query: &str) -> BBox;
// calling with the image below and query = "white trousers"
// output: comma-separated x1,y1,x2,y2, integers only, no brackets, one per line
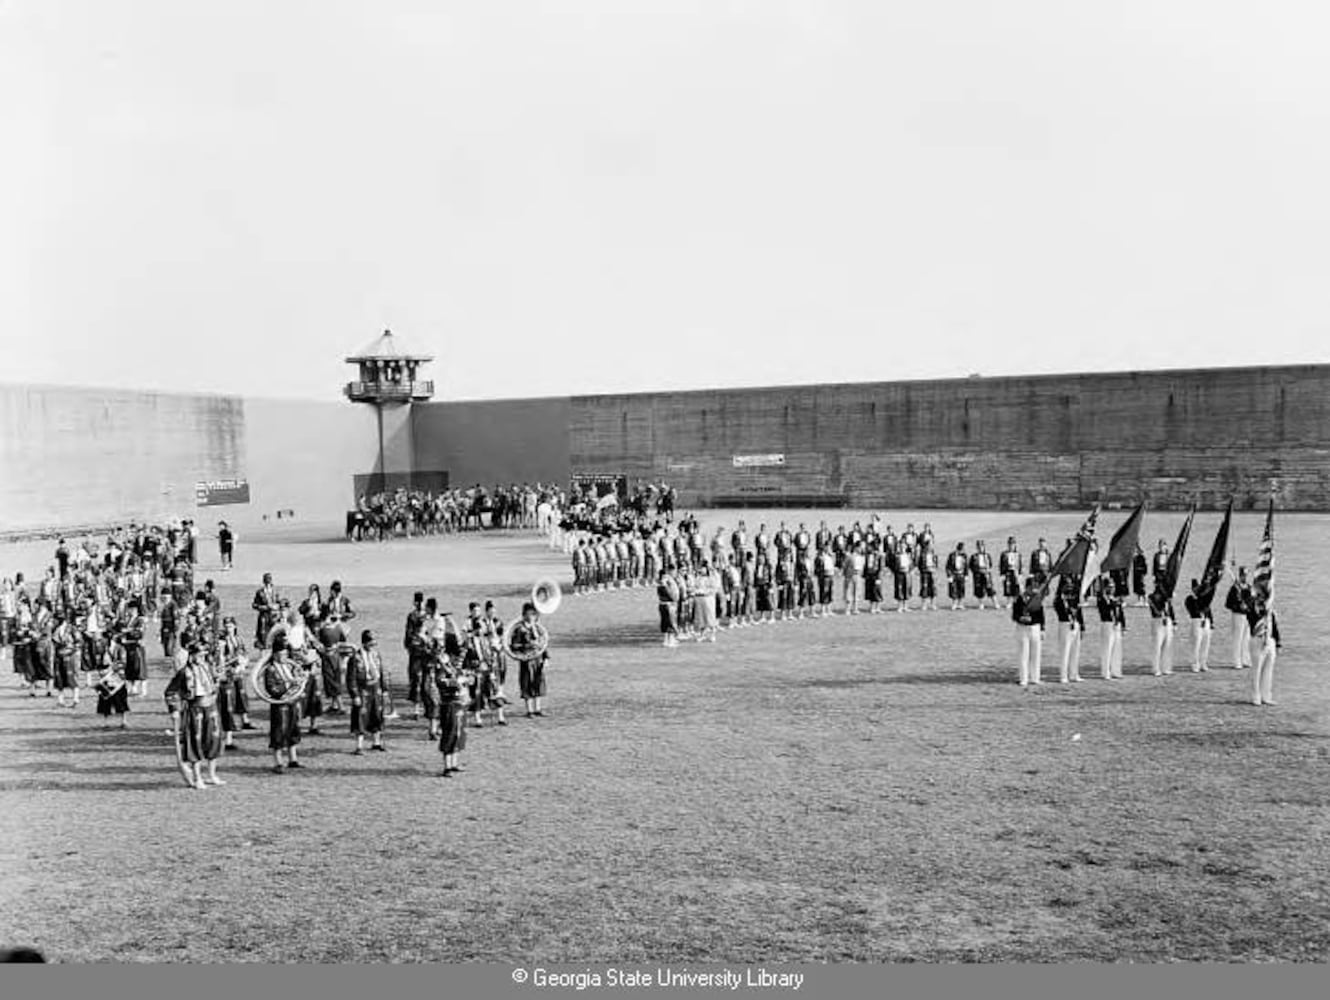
1059,622,1081,682
1251,638,1277,704
1100,622,1123,678
1018,624,1043,685
1151,620,1175,676
1191,619,1212,672
1232,613,1251,668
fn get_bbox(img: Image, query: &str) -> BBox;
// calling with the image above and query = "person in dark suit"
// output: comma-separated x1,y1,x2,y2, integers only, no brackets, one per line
1012,576,1046,687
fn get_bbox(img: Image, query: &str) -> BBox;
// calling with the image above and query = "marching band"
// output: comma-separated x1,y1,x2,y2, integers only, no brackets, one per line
0,495,1289,793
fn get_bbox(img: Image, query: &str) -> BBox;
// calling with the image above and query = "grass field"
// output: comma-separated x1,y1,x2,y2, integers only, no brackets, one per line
1,508,1328,963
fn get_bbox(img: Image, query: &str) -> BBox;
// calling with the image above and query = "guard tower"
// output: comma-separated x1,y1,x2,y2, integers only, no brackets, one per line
344,329,434,498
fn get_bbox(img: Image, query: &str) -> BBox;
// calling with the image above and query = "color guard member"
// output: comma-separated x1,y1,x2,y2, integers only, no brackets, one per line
1012,576,1046,687
1247,601,1282,707
1053,575,1084,683
1183,578,1213,673
1096,573,1125,679
1225,567,1254,669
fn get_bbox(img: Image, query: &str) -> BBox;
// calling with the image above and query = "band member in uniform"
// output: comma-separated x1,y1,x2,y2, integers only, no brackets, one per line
1012,576,1046,687
419,599,449,739
52,612,82,708
1224,567,1254,669
892,540,914,612
775,549,796,622
1248,600,1282,707
1183,578,1213,673
31,604,54,698
252,573,280,647
1030,539,1054,586
120,599,148,697
299,584,324,634
796,549,817,620
1096,573,1125,679
694,561,719,640
862,541,884,614
918,542,939,611
323,580,355,623
843,544,865,616
946,544,968,611
483,600,508,705
94,636,131,728
816,546,836,617
347,629,389,752
317,611,349,716
259,635,304,772
1131,545,1149,606
1151,540,1170,595
404,592,427,718
999,538,1022,609
215,616,252,750
434,634,468,775
1053,574,1084,683
164,638,225,789
159,598,180,661
969,541,998,610
657,570,680,647
514,601,549,717
753,552,774,624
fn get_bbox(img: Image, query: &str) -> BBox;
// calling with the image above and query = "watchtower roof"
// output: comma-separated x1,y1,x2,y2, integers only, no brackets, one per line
344,329,434,364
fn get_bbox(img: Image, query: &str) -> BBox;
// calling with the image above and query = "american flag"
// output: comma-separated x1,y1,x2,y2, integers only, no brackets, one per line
1252,496,1275,627
1032,505,1099,602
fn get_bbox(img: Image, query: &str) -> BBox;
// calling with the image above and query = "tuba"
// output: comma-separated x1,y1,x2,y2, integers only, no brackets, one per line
501,618,550,662
247,651,308,706
532,578,562,615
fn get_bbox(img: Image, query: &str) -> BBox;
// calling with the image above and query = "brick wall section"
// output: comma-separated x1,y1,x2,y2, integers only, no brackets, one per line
562,365,1330,510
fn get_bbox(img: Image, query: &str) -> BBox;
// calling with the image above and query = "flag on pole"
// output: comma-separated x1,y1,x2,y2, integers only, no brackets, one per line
1051,505,1100,578
1159,504,1195,599
1080,543,1105,602
1252,495,1275,618
1196,498,1233,609
1031,506,1099,602
1099,502,1147,574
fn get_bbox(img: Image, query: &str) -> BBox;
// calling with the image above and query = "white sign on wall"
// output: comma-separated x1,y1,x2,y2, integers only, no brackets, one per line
732,454,786,468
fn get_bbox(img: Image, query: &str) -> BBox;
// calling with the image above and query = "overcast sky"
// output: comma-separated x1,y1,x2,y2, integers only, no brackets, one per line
2,1,1327,402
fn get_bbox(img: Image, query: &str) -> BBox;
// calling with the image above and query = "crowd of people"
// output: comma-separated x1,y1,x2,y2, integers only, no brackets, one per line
0,530,554,787
347,484,566,541
624,515,1283,705
0,521,206,713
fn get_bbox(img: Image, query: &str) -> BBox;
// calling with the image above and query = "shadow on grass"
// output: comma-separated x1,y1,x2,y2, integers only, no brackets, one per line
0,778,182,793
798,669,1007,687
558,623,662,648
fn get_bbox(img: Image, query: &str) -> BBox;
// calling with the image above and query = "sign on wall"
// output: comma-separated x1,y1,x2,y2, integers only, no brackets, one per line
195,479,251,506
732,454,786,468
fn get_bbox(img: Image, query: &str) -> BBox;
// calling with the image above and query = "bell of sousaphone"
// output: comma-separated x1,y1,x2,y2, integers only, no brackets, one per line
532,578,562,615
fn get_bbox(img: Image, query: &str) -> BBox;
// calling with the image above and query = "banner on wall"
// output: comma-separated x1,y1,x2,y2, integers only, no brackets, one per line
732,454,785,468
195,479,251,506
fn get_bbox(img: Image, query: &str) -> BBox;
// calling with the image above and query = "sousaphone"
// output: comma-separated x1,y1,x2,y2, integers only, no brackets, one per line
247,651,309,706
500,578,559,662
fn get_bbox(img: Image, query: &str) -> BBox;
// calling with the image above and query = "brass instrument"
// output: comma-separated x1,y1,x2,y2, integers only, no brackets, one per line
532,578,562,615
501,617,550,663
247,651,309,706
